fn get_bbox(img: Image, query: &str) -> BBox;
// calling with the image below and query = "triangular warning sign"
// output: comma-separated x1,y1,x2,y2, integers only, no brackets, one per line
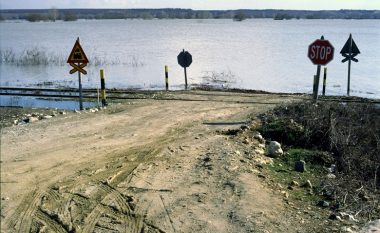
340,36,360,54
67,39,89,64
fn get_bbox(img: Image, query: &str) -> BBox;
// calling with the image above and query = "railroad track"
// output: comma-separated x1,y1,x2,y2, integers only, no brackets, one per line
1,87,379,104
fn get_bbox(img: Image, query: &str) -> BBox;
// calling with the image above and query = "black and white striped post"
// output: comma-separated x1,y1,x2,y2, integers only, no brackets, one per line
165,65,169,91
100,69,107,106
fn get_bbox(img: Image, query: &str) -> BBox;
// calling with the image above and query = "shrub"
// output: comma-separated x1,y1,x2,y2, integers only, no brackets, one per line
260,101,380,189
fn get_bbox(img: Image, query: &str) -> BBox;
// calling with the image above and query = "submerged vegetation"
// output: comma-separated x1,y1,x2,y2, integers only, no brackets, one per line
0,48,144,67
200,70,237,89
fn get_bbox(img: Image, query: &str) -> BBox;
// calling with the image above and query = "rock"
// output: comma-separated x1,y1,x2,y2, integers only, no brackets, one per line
341,227,354,232
59,111,66,115
281,190,289,198
327,164,336,173
324,190,336,200
317,200,330,208
27,117,39,123
327,174,336,179
253,157,273,165
267,141,283,158
302,180,313,189
42,115,53,119
226,165,239,172
13,120,18,125
329,213,338,220
240,125,249,131
253,132,265,143
290,180,299,187
294,160,306,172
257,174,266,179
243,138,250,144
340,212,358,222
360,219,380,233
254,148,265,155
257,143,265,149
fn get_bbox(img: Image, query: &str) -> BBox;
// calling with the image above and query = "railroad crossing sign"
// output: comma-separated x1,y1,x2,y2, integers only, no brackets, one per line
69,63,87,75
67,37,89,110
341,34,360,63
67,38,89,75
340,34,360,96
308,38,335,66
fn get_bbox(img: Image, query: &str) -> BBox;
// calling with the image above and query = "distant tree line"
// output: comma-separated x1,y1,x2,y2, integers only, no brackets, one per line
1,8,379,21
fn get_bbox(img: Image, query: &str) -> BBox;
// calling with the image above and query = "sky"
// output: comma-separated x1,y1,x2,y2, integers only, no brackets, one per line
1,0,379,10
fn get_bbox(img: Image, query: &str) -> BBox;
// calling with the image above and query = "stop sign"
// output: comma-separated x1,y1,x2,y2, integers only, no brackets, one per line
308,39,334,65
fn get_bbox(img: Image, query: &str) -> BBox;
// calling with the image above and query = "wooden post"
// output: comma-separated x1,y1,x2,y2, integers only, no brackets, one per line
313,65,321,101
165,65,169,91
313,35,324,101
100,69,107,106
78,63,83,110
322,67,327,96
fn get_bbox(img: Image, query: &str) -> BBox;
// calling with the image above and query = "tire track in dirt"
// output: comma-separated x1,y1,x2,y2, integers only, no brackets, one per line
34,209,68,233
7,190,43,233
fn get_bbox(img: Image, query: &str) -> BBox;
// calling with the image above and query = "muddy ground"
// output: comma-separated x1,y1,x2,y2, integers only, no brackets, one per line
0,90,360,232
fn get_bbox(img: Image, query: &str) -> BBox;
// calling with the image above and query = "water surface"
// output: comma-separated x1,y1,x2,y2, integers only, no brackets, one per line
1,19,379,98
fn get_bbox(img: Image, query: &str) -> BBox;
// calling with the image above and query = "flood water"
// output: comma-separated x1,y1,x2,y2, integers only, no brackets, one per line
1,19,379,98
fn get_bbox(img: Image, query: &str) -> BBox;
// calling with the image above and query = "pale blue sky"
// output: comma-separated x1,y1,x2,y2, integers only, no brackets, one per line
1,0,379,10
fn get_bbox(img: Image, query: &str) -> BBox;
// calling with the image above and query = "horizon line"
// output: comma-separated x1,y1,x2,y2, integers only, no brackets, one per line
1,7,379,11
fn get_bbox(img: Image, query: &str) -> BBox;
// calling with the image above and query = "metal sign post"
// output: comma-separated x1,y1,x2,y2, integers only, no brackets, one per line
340,34,360,96
78,66,83,110
177,49,192,90
67,37,89,110
184,66,188,89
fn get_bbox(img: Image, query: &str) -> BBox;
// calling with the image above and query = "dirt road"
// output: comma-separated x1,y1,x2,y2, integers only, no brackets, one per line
1,91,304,232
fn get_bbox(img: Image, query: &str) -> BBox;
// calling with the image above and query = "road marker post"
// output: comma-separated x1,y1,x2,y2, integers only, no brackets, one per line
165,66,169,91
100,69,107,107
